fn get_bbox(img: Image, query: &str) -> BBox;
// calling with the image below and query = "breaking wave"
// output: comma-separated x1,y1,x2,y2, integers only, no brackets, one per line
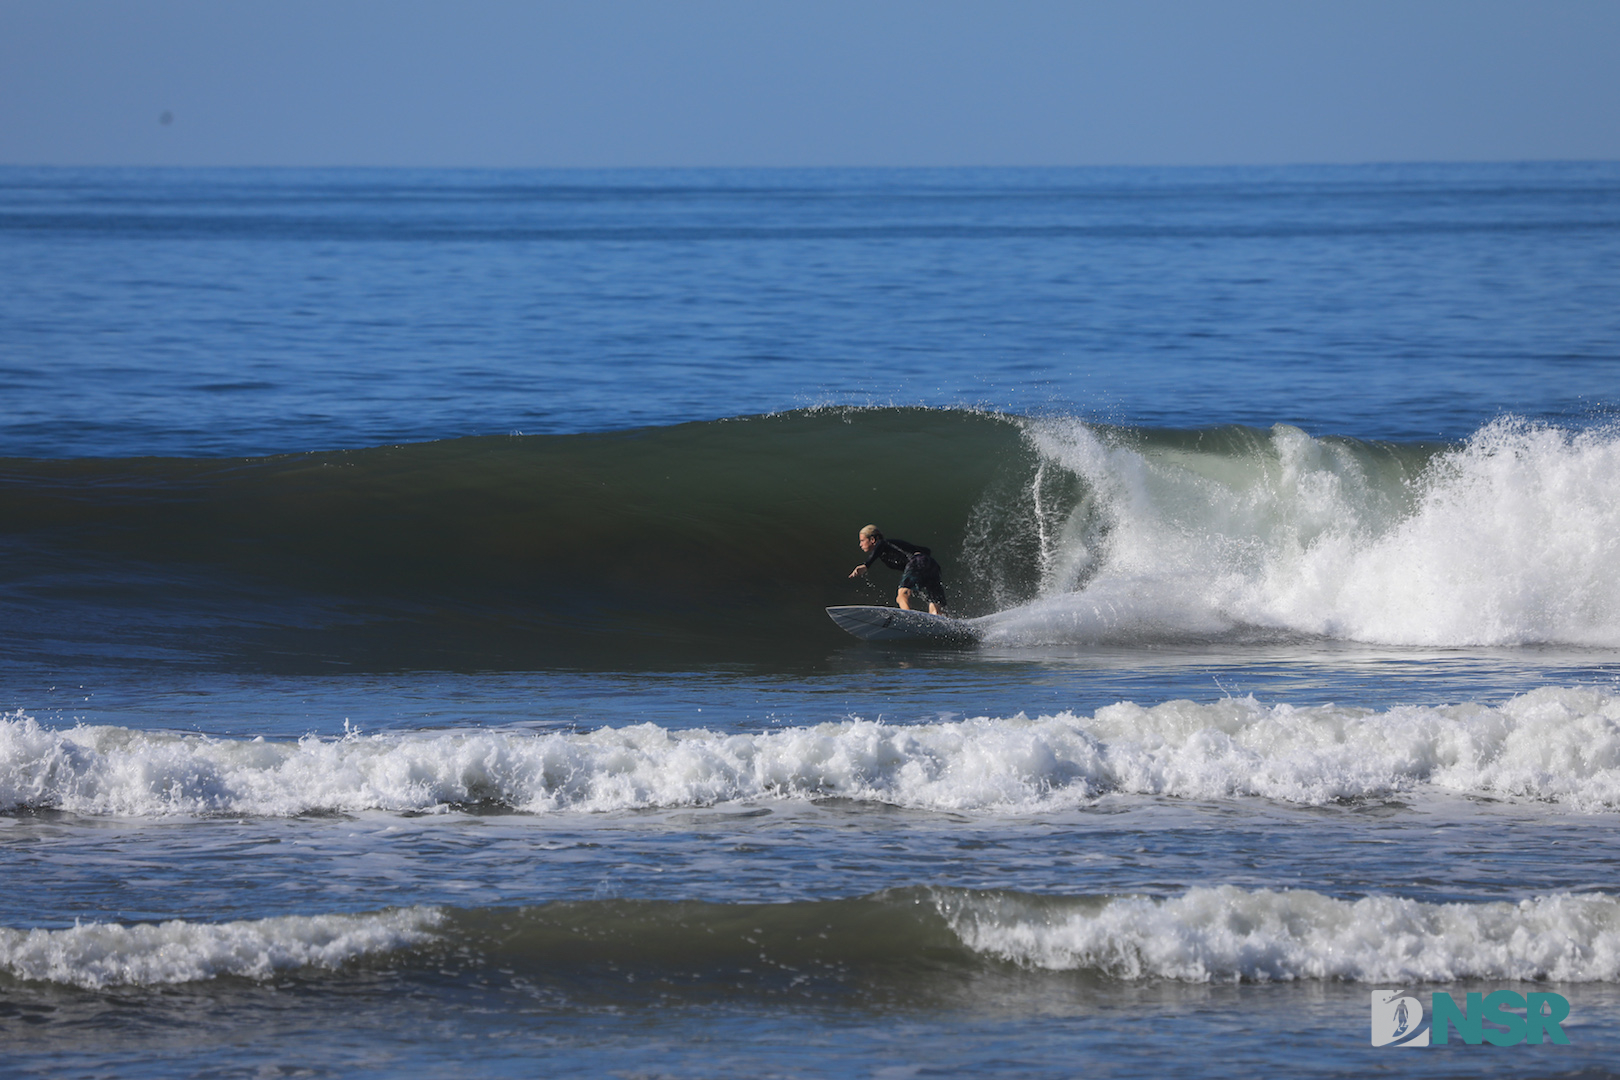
7,887,1618,991
5,686,1620,816
3,409,1617,670
942,886,1620,984
0,908,439,990
973,415,1620,648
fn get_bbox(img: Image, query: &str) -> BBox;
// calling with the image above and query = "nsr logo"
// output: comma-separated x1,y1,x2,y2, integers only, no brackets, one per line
1372,989,1571,1047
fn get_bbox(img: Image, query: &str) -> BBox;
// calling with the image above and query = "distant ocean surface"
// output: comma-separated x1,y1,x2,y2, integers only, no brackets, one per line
2,164,1619,1078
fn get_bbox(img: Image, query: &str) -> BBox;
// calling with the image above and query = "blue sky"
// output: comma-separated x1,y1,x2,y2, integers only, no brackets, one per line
2,0,1616,168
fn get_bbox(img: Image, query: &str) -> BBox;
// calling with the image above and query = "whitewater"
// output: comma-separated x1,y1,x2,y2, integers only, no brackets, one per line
6,686,1620,816
10,887,1620,991
974,416,1620,649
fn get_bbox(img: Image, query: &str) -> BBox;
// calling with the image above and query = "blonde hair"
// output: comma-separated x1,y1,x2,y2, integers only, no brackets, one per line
859,525,881,540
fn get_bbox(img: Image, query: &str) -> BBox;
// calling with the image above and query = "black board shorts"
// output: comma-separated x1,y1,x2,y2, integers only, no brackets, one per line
899,564,948,607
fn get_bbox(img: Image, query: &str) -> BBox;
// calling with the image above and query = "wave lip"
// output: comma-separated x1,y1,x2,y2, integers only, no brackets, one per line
0,908,441,990
944,886,1620,984
5,687,1620,817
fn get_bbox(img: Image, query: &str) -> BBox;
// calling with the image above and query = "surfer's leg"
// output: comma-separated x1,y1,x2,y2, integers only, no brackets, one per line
896,587,915,610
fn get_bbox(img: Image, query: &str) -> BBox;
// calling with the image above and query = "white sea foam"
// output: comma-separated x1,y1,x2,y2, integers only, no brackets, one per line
984,418,1620,648
943,886,1620,983
0,907,440,989
4,686,1620,816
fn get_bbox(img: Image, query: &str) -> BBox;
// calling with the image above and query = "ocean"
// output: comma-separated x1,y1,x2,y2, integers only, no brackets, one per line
2,163,1618,1078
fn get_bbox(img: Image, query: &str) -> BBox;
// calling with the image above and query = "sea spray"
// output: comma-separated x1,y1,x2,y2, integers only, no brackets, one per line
985,416,1620,647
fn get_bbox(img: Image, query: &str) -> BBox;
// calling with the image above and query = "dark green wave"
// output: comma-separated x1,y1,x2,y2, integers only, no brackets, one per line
398,888,1110,1007
0,408,1444,672
0,409,1029,670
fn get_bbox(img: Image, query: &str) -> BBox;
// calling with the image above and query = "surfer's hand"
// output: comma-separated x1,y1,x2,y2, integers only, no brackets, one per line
850,565,867,578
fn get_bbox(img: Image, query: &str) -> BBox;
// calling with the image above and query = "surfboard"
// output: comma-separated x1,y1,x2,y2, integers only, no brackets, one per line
825,605,982,644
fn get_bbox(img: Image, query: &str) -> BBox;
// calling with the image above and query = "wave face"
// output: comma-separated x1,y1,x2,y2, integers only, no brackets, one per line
6,686,1619,816
6,888,1619,992
0,408,1018,670
2,408,1616,670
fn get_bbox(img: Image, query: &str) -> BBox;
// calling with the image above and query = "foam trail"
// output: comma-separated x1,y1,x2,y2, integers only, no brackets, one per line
943,886,1620,983
986,417,1620,648
0,908,441,989
4,686,1620,816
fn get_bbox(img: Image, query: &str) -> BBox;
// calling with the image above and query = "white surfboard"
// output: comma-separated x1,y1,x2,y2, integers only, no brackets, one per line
825,605,982,644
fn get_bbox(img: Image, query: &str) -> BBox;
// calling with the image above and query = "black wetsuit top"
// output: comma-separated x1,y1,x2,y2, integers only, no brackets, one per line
862,538,948,606
862,538,929,572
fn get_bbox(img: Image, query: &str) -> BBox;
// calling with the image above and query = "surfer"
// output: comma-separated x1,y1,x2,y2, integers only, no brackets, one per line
848,525,950,615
